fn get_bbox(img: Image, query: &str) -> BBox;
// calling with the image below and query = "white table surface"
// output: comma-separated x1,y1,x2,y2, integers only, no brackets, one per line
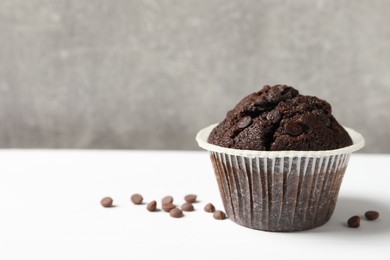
0,150,389,260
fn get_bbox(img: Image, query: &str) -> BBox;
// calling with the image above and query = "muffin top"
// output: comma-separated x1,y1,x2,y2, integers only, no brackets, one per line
207,85,353,151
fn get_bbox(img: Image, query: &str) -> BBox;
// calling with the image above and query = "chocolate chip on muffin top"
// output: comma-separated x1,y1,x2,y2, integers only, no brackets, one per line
208,85,352,151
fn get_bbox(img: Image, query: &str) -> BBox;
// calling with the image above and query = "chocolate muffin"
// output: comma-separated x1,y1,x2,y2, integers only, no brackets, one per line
208,85,352,151
197,84,364,232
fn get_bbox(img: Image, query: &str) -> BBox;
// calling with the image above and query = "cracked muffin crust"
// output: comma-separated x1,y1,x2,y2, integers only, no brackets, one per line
207,85,352,151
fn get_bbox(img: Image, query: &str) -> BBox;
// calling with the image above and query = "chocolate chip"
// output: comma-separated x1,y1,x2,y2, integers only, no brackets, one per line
100,197,113,208
266,110,282,124
285,121,303,136
184,194,197,203
147,200,157,212
181,202,194,212
162,195,174,205
237,116,252,129
130,193,143,205
169,208,184,218
280,90,294,100
162,203,176,212
347,216,360,228
262,85,271,91
254,96,269,106
213,210,227,220
365,211,379,221
204,203,215,213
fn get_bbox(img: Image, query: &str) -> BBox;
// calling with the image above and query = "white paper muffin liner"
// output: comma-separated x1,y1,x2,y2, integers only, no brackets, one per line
196,124,365,232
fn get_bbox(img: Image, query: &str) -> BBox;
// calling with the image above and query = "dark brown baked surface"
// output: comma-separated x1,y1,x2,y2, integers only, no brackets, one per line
208,85,353,151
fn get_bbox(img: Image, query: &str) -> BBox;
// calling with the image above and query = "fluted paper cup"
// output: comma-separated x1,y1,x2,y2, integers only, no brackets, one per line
196,124,364,232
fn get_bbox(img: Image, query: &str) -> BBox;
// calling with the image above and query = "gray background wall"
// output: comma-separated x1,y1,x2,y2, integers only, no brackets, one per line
0,0,389,153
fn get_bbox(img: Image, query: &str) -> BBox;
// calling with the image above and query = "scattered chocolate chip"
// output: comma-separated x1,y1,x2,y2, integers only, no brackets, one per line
181,202,194,212
237,116,252,129
130,193,143,205
184,194,197,203
162,195,174,205
285,121,303,136
147,200,157,212
347,216,360,228
213,210,227,220
100,197,113,208
162,203,176,212
169,208,184,218
266,110,282,124
204,203,215,213
365,211,379,221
